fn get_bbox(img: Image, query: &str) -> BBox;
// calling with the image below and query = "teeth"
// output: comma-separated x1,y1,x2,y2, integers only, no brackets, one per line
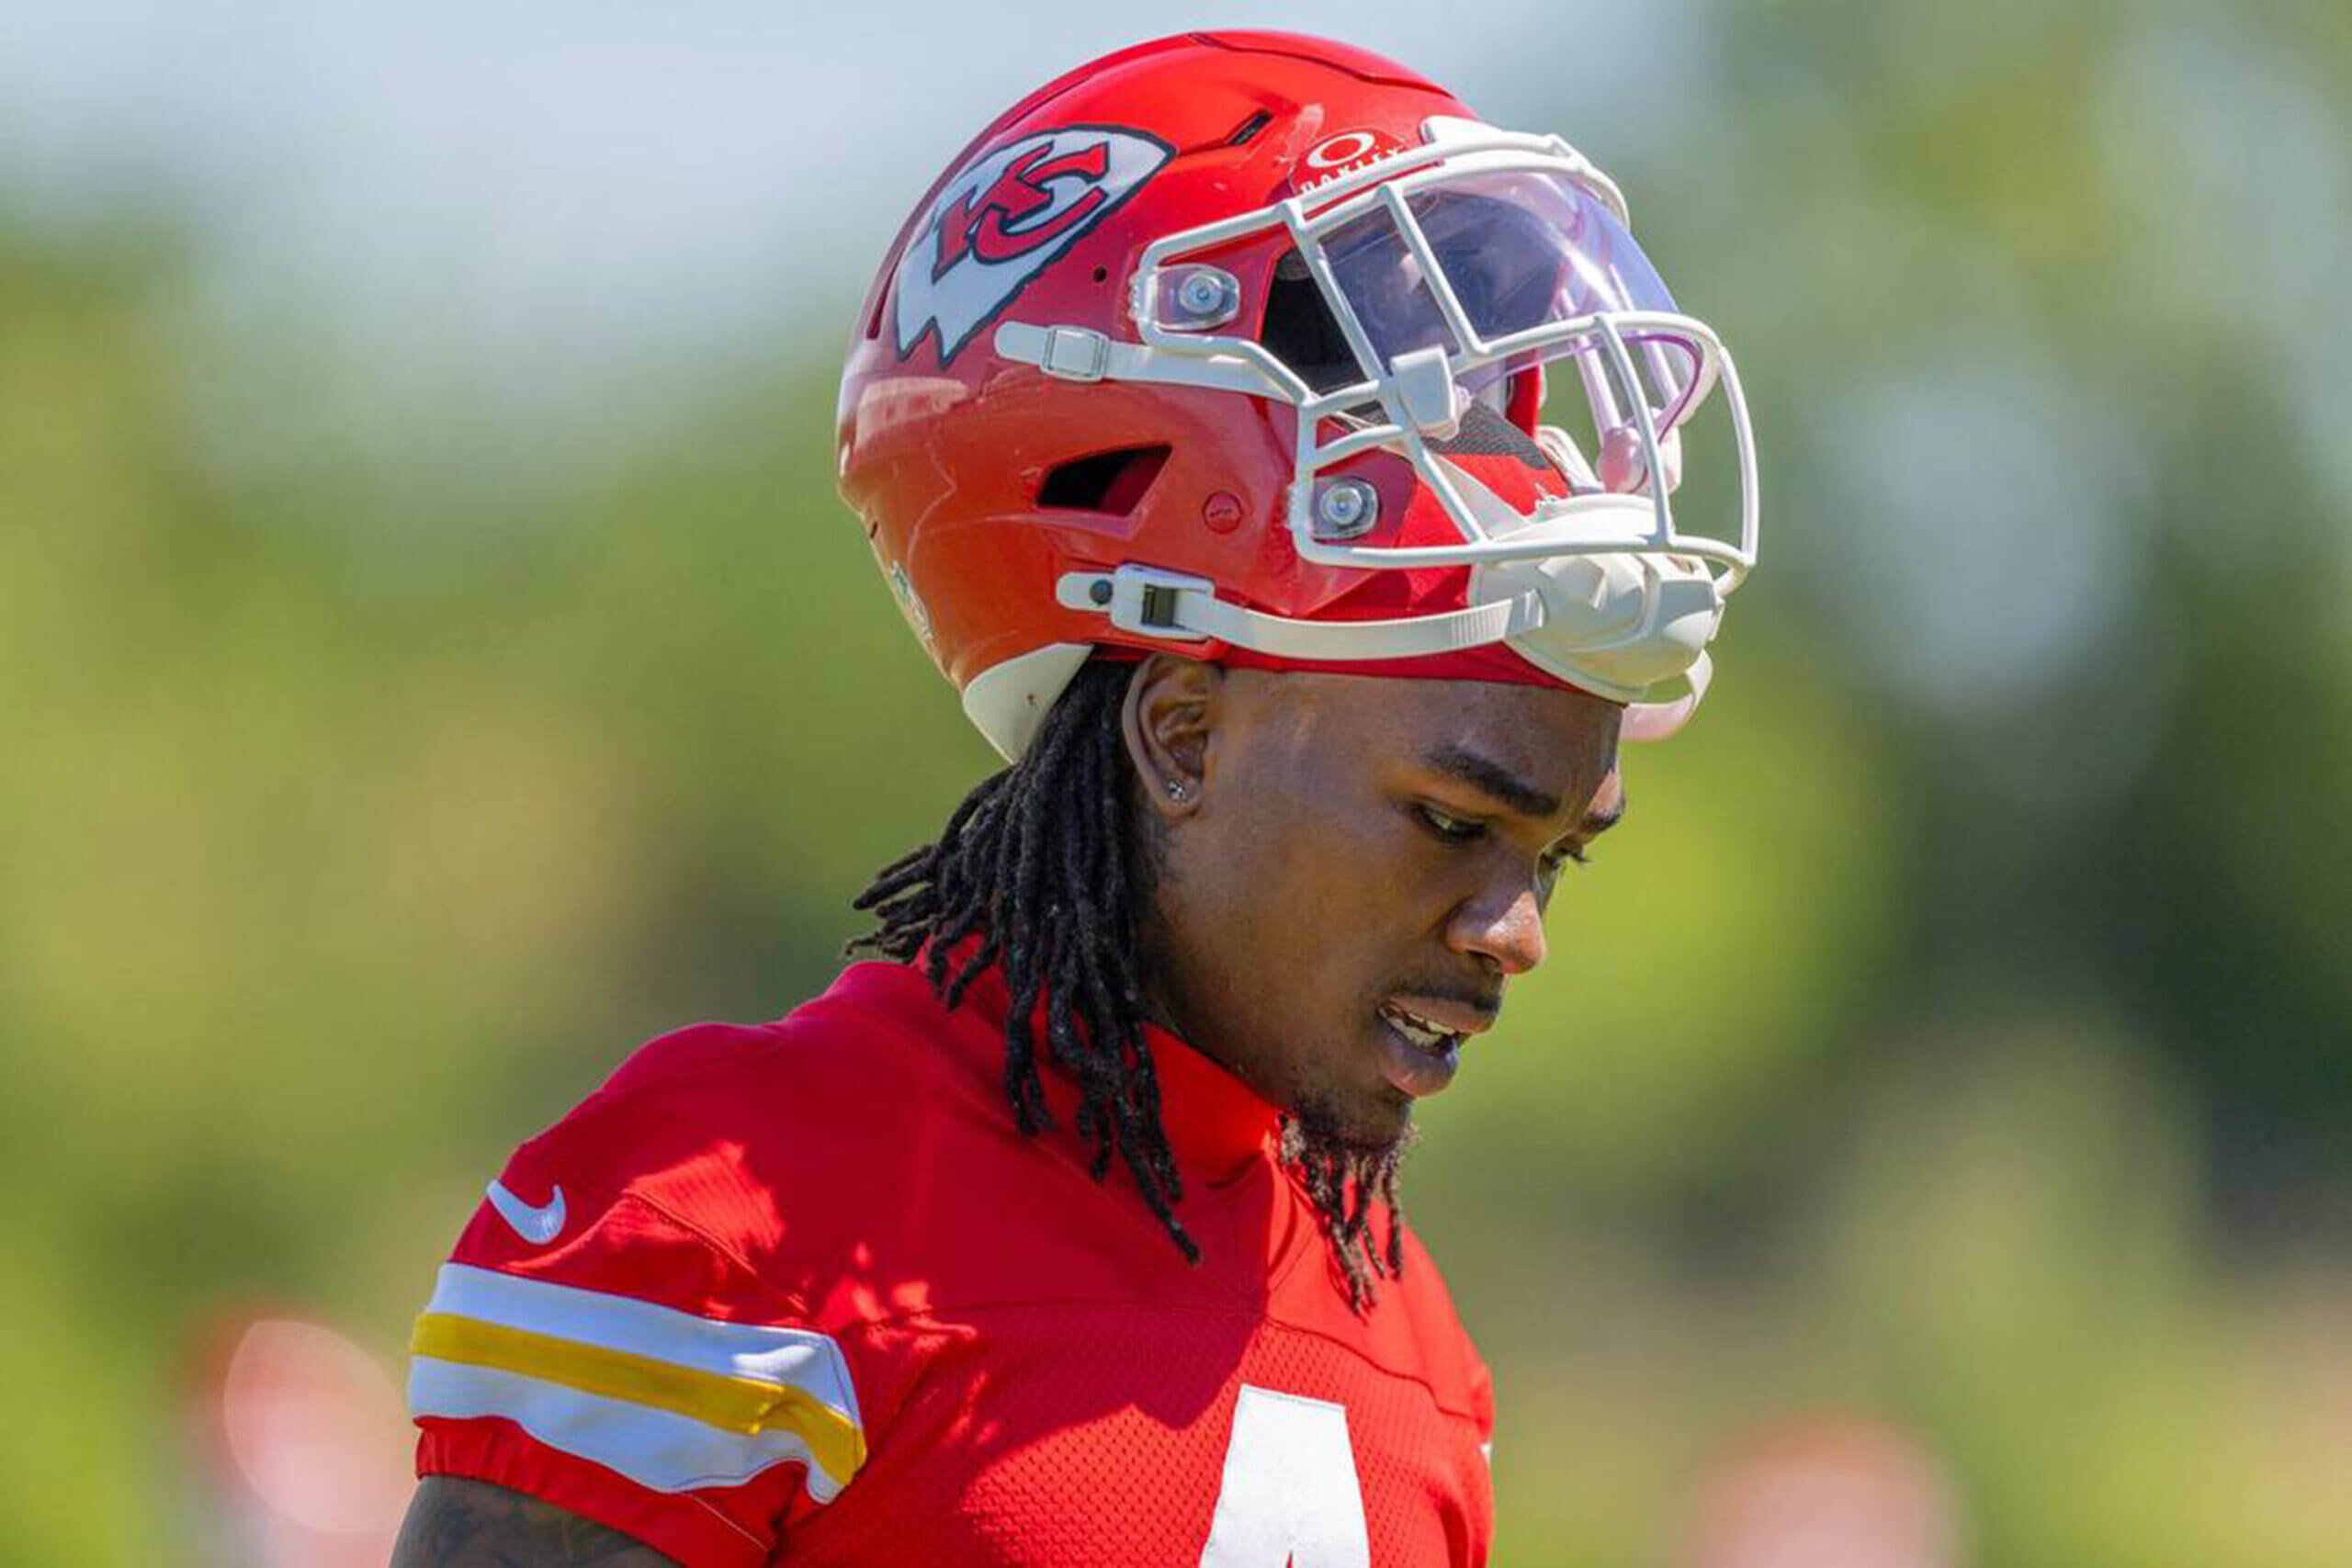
1381,1002,1459,1054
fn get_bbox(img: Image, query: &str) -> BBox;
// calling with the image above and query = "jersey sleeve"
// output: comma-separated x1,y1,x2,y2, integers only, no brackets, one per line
407,1024,866,1568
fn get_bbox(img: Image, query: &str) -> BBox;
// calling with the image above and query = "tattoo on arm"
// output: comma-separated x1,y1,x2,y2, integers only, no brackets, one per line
390,1476,680,1566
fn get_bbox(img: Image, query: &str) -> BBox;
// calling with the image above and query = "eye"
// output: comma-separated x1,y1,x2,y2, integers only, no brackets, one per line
1541,842,1591,877
1415,804,1487,844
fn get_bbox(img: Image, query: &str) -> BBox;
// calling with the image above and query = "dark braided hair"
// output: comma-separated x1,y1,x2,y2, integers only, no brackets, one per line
1283,1114,1409,1314
847,655,1408,1309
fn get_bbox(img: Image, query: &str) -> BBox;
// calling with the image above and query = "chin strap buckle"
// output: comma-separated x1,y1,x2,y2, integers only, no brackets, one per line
1055,565,1216,639
1037,326,1112,382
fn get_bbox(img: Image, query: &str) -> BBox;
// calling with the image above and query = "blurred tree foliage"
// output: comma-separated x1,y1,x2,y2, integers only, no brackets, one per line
3,3,2349,1561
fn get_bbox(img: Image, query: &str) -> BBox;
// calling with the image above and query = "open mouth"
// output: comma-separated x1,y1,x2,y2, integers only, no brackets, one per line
1374,999,1467,1100
1379,1000,1464,1058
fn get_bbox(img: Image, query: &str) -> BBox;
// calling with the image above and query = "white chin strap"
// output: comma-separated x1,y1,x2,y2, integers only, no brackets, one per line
1050,562,1713,739
1054,565,1544,660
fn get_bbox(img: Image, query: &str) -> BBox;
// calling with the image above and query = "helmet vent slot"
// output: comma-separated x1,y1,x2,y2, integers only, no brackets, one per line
1037,445,1170,514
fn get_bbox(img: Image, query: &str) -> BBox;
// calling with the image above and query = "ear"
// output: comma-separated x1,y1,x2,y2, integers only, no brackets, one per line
1121,655,1220,820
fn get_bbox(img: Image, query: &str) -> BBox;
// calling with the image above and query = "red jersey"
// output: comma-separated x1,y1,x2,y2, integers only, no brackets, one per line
409,959,1496,1564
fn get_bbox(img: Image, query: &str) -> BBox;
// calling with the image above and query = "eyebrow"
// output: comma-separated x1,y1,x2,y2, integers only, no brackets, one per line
1424,744,1629,839
1424,745,1563,820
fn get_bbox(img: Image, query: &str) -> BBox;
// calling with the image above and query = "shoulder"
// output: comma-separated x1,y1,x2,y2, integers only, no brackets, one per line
448,962,982,1321
578,958,955,1133
410,964,978,1551
1385,1222,1496,1437
1272,1208,1496,1436
574,960,962,1159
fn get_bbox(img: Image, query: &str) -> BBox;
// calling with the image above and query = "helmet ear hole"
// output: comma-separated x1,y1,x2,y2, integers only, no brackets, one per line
1037,445,1171,514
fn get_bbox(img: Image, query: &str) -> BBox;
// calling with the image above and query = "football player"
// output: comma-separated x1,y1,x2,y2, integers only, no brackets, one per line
393,29,1756,1566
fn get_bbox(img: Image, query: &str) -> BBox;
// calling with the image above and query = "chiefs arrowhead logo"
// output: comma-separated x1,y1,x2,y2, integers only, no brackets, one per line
894,126,1171,364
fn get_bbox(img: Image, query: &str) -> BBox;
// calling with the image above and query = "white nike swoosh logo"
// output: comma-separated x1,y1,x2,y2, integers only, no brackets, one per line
486,1179,566,1245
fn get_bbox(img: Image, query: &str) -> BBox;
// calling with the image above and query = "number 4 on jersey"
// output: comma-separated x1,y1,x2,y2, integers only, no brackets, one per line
1197,1385,1372,1567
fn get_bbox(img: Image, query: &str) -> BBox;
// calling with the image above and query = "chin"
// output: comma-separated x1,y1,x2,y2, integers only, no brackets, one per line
1289,1084,1415,1156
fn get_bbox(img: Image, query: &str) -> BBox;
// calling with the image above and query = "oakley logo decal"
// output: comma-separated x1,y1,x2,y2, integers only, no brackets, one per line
894,125,1170,365
1292,128,1409,196
1306,130,1382,169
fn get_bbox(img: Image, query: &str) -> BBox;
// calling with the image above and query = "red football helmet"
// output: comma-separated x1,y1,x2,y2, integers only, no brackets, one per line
837,30,1757,758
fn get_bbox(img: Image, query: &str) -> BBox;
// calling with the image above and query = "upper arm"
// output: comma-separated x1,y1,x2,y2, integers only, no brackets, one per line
391,1477,678,1566
406,1028,871,1565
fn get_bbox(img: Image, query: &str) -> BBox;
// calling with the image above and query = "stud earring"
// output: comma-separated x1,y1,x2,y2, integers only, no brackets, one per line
1166,778,1190,802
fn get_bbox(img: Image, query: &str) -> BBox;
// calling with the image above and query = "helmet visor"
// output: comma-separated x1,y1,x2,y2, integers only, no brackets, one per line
1326,171,1673,336
1336,171,1683,329
1299,170,1703,434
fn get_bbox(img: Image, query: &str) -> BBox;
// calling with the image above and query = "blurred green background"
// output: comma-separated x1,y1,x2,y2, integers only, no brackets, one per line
4,2,2348,1563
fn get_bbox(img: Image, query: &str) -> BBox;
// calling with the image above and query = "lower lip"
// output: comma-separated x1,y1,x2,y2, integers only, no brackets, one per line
1375,1012,1461,1099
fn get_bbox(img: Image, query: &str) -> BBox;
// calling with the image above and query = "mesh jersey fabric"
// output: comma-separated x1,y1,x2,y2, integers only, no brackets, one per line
408,958,1497,1565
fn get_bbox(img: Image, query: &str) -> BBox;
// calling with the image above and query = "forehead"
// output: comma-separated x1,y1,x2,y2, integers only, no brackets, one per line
1239,670,1619,801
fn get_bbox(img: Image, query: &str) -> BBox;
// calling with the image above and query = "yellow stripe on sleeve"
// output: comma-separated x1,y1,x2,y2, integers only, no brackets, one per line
411,1312,866,1485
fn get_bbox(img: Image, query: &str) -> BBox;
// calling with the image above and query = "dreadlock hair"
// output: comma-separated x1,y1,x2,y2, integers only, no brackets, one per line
1283,1110,1411,1315
847,654,1410,1311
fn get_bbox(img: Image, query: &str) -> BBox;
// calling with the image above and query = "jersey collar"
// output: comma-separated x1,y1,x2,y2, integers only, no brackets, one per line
927,953,1282,1185
1137,1015,1284,1184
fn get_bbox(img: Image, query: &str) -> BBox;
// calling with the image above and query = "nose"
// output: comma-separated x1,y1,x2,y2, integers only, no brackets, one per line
1445,880,1548,977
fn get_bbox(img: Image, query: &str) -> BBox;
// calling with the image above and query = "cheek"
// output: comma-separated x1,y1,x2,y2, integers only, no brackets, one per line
1180,807,1322,964
1198,799,1433,982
